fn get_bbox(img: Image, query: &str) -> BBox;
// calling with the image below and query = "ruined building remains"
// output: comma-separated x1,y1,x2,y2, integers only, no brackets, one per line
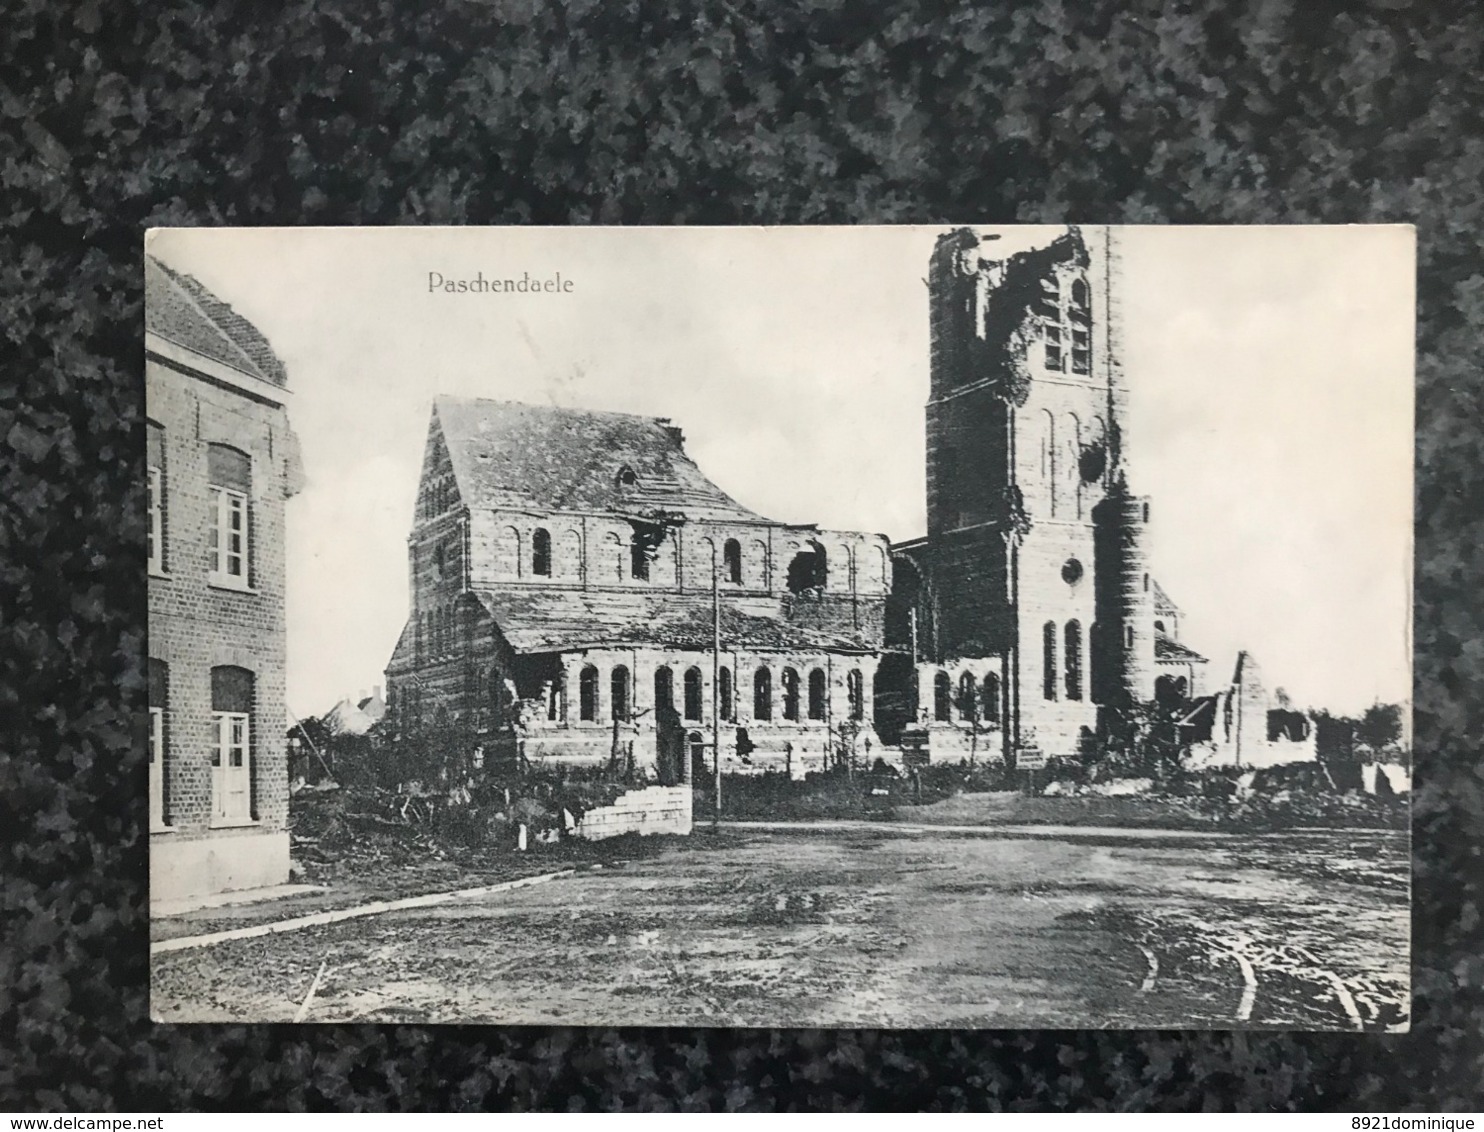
147,256,304,902
883,227,1312,767
383,398,889,779
383,227,1313,775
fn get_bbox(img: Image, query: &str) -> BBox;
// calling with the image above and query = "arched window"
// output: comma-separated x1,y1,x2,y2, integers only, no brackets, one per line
724,539,742,584
1142,502,1150,523
1069,277,1091,375
807,669,827,720
753,667,772,720
654,666,675,715
749,539,769,589
207,444,252,588
559,529,582,579
782,667,801,721
847,669,864,721
719,667,734,722
630,532,651,581
616,465,638,489
1154,619,1166,633
933,670,951,722
548,671,565,721
1143,572,1149,592
1065,412,1083,518
1070,277,1090,314
957,671,978,721
210,664,254,822
602,531,624,581
500,526,522,578
1043,621,1058,701
531,528,552,576
1065,620,1083,701
683,666,703,722
579,665,599,721
611,665,631,721
1040,410,1057,517
982,672,1000,723
1125,624,1135,648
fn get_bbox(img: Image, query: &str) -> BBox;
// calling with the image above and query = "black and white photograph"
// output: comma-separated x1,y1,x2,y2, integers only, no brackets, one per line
145,224,1413,1030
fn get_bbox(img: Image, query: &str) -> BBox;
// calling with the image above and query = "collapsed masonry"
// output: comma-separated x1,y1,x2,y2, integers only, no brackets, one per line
383,227,1316,776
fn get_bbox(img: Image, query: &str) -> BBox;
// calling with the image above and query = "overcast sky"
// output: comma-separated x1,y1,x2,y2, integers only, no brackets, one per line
147,225,1414,720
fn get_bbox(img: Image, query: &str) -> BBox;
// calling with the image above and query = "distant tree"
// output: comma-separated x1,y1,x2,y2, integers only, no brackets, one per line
1355,702,1403,757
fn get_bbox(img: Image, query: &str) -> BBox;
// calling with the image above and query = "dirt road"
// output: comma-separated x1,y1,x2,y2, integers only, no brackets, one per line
151,823,1408,1029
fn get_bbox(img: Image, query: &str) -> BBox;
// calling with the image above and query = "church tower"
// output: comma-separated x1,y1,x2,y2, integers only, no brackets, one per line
919,226,1145,760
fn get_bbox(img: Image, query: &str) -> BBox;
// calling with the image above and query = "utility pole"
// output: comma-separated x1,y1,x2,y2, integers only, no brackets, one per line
712,543,722,829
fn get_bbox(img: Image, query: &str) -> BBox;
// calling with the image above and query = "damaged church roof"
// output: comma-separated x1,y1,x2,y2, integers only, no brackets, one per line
1152,579,1180,613
1154,633,1207,664
472,588,878,656
145,256,289,386
433,396,770,522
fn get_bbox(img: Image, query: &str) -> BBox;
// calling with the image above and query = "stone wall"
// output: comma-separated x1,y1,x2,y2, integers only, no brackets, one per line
573,786,692,840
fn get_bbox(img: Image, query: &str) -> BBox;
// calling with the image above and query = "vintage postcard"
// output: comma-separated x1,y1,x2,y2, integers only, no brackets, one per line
146,225,1413,1029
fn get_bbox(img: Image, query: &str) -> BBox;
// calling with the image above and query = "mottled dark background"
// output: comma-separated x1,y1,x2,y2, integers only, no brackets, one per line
3,0,1481,1112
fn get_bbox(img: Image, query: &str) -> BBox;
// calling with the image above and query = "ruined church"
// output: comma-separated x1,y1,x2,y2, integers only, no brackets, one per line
384,226,1312,775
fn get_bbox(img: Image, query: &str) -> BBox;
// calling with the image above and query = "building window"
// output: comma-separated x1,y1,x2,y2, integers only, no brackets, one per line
654,666,674,715
532,528,552,577
933,670,951,722
579,665,599,722
207,444,252,589
982,672,1000,723
753,667,772,721
148,658,168,830
1143,573,1150,592
1044,324,1063,371
847,669,864,721
1069,278,1091,374
602,531,624,582
1065,620,1083,701
630,534,651,581
611,665,631,721
1125,624,1135,649
750,539,769,590
210,665,254,823
957,671,978,722
781,668,801,721
807,669,827,721
719,667,734,722
723,539,742,585
1043,621,1058,701
683,667,703,721
147,422,166,574
1071,324,1091,375
548,671,565,721
1154,619,1166,633
616,465,638,488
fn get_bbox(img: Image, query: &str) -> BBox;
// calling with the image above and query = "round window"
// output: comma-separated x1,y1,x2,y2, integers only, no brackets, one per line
1061,558,1084,585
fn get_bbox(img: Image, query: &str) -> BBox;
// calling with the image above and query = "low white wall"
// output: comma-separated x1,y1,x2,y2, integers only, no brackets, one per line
574,786,693,840
151,829,290,906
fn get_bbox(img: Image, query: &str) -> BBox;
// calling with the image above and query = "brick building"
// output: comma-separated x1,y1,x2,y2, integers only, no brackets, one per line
147,255,304,902
383,398,890,778
885,226,1310,765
